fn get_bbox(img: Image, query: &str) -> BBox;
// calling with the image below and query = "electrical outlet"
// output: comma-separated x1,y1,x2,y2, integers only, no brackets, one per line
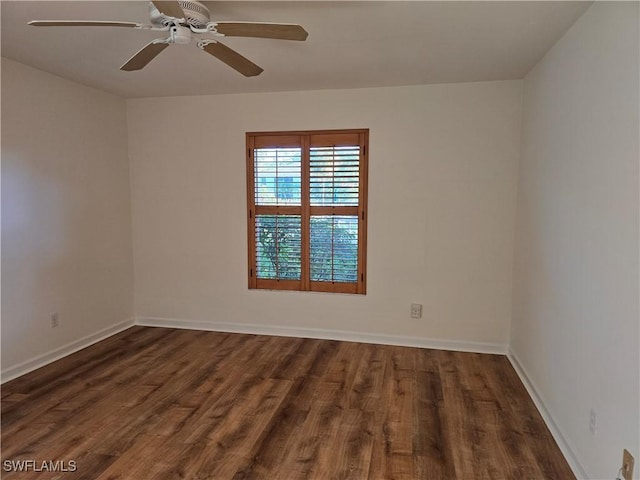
50,312,59,328
621,449,634,480
589,408,596,435
410,303,422,319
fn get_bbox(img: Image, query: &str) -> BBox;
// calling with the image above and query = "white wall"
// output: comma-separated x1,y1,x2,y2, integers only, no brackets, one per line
1,58,134,376
127,80,522,349
511,2,639,479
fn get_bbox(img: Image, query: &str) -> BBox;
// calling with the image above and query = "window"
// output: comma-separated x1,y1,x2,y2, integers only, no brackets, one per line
247,129,368,294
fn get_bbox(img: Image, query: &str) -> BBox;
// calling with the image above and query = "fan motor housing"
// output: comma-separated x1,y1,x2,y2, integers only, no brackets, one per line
149,1,211,28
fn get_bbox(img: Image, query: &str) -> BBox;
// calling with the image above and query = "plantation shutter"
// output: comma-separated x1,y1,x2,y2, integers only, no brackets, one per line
249,135,303,291
247,129,368,294
308,133,363,293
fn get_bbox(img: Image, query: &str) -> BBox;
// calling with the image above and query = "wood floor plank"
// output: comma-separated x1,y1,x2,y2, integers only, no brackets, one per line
320,407,375,480
2,327,575,480
413,349,456,478
157,377,293,480
268,398,342,480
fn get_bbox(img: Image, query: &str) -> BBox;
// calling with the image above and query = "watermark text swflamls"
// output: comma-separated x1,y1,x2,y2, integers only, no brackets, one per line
3,459,77,473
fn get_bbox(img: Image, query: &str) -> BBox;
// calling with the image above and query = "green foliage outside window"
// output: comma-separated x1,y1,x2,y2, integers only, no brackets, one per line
256,215,358,283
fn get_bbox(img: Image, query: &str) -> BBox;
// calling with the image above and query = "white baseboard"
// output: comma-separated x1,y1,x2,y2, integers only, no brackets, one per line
1,318,135,384
507,348,588,480
135,316,508,355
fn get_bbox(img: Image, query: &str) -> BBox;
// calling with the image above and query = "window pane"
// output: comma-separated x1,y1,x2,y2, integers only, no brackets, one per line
310,146,360,206
254,148,301,206
255,215,301,280
310,216,358,283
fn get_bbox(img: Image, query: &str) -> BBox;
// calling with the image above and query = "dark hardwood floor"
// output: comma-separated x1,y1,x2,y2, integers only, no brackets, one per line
1,326,575,479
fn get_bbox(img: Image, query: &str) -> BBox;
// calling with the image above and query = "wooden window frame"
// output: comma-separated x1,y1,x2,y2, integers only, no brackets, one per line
247,129,368,294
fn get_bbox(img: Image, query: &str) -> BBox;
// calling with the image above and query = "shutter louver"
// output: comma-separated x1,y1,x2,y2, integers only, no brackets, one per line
310,146,360,206
309,143,360,285
310,216,359,283
255,215,301,280
254,147,301,206
253,146,302,284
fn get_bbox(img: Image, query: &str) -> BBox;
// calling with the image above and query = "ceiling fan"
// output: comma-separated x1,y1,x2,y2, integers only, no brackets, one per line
28,1,308,77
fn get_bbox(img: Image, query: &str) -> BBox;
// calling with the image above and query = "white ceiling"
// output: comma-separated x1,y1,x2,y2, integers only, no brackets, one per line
1,1,591,98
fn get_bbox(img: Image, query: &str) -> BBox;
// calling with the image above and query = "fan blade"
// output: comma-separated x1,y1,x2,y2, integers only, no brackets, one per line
151,1,185,19
29,20,140,28
200,41,263,77
121,41,170,71
214,22,308,41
